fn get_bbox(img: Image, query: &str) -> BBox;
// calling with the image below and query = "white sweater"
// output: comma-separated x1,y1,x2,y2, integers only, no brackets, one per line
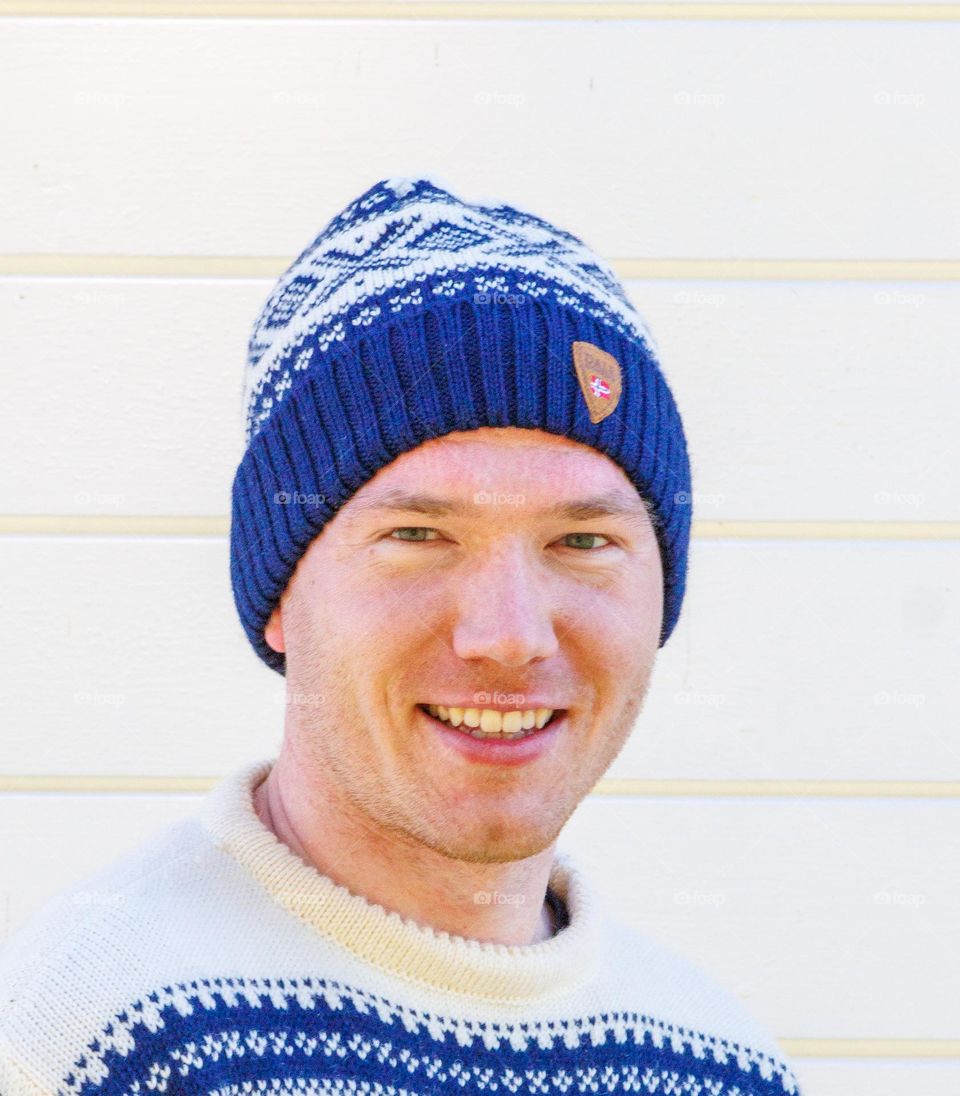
0,757,803,1095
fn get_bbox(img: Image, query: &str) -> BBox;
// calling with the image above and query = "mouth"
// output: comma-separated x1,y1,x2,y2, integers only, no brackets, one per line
417,703,564,741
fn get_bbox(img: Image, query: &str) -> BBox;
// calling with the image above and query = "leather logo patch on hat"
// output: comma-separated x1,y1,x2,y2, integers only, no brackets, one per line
572,341,622,424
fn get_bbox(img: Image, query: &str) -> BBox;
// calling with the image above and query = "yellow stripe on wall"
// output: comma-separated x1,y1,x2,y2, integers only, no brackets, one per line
2,1,960,20
0,516,229,536
2,256,960,280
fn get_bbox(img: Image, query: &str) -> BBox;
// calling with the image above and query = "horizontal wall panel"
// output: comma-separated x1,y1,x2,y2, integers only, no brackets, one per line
0,535,956,780
564,796,958,1038
0,20,957,256
0,278,256,513
2,1,950,14
3,278,958,520
0,792,956,1038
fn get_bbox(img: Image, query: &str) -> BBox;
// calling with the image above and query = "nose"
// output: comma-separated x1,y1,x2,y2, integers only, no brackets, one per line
451,539,560,667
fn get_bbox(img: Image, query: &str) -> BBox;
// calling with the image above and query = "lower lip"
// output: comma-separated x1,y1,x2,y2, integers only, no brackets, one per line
416,705,567,766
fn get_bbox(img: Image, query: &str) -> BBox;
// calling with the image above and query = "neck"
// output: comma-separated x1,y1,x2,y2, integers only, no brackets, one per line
252,747,558,947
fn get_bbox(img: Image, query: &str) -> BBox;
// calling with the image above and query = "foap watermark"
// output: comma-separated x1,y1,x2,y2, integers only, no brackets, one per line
276,690,325,709
71,888,126,908
873,890,926,908
473,489,526,508
274,491,327,506
473,690,528,708
74,691,126,708
674,90,725,108
674,490,725,507
474,890,526,906
473,291,527,307
874,90,926,107
70,288,130,307
74,490,126,508
673,690,726,708
673,290,726,308
74,90,128,107
873,489,925,508
874,289,925,308
873,690,925,707
472,90,526,108
674,890,726,907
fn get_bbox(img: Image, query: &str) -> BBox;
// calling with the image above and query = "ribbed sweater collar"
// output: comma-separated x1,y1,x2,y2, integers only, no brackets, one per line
200,757,604,1003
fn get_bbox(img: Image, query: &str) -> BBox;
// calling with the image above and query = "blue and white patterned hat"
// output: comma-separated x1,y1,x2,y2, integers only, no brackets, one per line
231,176,692,674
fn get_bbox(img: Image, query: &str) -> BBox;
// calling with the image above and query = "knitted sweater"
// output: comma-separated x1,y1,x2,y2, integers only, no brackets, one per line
0,758,803,1095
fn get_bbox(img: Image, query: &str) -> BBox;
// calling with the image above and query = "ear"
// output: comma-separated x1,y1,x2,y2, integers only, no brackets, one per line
264,603,286,654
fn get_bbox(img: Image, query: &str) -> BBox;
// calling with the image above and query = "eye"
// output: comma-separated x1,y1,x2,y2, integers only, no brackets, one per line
388,527,442,542
559,532,612,550
385,528,614,550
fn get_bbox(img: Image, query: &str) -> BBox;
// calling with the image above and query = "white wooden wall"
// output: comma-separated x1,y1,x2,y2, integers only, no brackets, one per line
1,6,959,1094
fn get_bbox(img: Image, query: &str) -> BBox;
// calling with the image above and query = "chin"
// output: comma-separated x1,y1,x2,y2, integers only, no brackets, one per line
424,814,564,865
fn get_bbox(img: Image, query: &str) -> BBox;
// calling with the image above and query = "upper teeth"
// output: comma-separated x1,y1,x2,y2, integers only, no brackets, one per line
425,705,555,733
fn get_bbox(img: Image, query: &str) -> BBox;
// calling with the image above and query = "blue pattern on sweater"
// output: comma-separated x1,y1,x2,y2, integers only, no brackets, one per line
61,976,799,1096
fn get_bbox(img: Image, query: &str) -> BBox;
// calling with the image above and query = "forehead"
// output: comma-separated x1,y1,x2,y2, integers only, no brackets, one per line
341,428,654,528
364,427,624,485
374,425,622,477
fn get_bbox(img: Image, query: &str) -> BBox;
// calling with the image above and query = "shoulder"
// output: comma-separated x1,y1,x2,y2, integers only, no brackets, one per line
0,813,215,1083
1,811,202,970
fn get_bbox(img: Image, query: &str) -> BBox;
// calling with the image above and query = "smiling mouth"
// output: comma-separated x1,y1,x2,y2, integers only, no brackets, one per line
417,703,564,741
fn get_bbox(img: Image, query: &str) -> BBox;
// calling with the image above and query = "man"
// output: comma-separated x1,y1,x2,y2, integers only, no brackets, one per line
0,177,804,1094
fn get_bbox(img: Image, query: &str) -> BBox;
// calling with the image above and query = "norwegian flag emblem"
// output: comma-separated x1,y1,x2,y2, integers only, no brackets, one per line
589,374,611,399
573,341,621,424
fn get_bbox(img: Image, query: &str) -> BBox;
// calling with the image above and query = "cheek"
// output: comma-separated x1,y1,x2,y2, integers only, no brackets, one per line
322,566,442,664
564,578,661,660
638,569,665,633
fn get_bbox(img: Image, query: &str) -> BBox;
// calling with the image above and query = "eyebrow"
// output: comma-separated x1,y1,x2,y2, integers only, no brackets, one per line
346,488,658,529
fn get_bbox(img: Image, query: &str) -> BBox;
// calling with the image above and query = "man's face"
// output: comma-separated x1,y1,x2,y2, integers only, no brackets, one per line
266,427,664,864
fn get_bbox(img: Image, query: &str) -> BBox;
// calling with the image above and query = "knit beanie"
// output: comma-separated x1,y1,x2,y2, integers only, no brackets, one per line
230,176,692,675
